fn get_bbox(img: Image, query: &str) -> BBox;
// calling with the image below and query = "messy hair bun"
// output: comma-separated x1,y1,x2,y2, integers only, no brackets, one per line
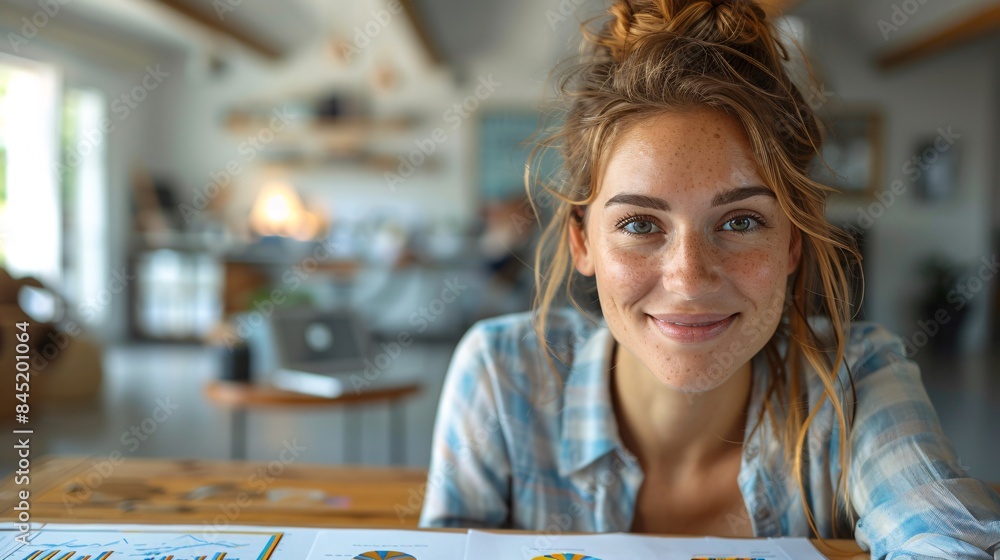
602,0,770,59
530,0,862,543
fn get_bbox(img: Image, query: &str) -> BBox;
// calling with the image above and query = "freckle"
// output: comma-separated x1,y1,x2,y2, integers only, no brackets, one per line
714,133,720,139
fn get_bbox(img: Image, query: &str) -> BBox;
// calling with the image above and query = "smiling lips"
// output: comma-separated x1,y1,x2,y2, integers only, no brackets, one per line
648,312,738,343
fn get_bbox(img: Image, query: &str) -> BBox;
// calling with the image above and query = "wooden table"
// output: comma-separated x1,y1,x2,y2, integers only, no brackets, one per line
1,456,426,528
0,456,867,558
204,381,421,463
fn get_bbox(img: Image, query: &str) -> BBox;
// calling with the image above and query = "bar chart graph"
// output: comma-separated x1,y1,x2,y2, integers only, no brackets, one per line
3,528,282,560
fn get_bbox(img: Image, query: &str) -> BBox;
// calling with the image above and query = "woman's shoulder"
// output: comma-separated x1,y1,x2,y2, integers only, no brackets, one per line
796,320,917,409
842,320,911,375
451,307,606,390
461,307,602,360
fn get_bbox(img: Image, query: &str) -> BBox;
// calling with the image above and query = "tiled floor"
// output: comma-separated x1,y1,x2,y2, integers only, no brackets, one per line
7,341,999,486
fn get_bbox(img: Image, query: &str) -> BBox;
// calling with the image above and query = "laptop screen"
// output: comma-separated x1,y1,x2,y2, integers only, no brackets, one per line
271,310,368,374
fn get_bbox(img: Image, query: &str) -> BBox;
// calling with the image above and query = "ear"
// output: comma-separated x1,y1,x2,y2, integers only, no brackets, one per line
568,208,595,277
787,226,802,276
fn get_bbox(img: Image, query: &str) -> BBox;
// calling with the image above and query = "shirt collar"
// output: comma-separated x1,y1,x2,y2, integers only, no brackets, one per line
558,321,624,477
557,318,778,478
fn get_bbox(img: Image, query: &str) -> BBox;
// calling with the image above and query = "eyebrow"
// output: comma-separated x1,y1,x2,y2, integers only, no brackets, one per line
711,186,777,207
603,186,776,211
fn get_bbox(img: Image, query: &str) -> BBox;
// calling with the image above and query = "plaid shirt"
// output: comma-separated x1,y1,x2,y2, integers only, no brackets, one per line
419,308,1000,559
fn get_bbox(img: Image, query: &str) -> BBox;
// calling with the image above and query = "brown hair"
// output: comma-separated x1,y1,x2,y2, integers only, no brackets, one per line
528,0,861,542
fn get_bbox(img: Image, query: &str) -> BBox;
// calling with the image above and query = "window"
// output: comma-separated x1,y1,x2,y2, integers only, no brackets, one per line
0,55,61,287
60,87,109,321
0,53,110,328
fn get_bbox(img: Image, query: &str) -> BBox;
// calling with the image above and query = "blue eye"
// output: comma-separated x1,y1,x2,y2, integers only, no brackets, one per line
721,214,765,234
620,218,662,236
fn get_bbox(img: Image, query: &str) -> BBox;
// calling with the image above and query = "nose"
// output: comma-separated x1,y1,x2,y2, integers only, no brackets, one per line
662,228,724,300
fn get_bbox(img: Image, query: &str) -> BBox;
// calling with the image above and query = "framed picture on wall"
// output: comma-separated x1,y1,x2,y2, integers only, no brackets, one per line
912,135,960,202
810,108,883,197
478,109,561,203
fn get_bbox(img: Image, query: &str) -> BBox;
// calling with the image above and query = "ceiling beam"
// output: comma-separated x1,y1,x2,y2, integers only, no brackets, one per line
397,1,444,66
878,3,1000,70
153,0,283,60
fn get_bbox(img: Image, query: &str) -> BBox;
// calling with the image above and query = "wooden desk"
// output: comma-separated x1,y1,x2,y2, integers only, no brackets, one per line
0,456,867,559
204,381,421,463
1,456,426,528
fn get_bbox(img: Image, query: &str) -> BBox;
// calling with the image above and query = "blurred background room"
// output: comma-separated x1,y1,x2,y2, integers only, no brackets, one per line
0,0,998,486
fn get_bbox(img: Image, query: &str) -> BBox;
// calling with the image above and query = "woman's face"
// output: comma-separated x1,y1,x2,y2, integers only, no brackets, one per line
569,107,801,392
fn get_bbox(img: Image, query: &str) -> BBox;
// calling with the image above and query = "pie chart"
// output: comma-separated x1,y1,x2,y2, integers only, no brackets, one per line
531,555,603,560
353,552,417,560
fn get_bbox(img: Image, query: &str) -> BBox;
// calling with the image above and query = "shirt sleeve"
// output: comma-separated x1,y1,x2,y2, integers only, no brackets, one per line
418,323,512,528
846,326,1000,559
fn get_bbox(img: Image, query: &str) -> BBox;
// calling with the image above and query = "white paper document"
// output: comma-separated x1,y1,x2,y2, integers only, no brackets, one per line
465,529,829,560
305,528,468,559
0,524,830,560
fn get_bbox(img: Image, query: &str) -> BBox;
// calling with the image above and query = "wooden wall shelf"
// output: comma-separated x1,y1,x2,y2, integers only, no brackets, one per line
224,114,439,174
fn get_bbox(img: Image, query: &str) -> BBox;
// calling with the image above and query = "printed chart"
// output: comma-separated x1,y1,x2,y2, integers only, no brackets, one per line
0,525,316,560
307,529,466,560
467,530,828,560
0,524,829,560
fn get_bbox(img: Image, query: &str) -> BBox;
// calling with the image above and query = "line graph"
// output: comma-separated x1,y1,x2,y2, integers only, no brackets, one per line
3,529,281,560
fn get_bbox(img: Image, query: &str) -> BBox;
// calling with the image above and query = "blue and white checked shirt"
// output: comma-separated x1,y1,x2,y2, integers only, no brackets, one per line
419,307,1000,559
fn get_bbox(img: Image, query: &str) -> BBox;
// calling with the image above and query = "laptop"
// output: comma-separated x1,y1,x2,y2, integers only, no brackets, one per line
264,308,391,397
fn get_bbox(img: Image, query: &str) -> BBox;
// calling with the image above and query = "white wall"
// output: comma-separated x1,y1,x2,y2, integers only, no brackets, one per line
805,6,999,351
151,0,608,235
152,1,473,234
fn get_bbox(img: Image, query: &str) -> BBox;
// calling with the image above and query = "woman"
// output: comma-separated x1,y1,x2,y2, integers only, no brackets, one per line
418,0,1000,557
